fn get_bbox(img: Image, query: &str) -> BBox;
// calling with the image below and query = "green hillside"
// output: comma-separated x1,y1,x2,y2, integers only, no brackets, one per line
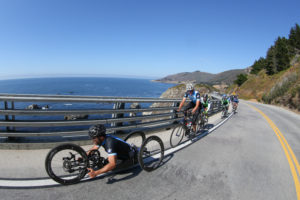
228,24,300,111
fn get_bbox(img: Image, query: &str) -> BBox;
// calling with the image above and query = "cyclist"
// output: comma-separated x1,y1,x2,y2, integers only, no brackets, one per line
221,94,229,114
87,124,136,178
201,94,211,121
232,95,239,112
177,83,201,135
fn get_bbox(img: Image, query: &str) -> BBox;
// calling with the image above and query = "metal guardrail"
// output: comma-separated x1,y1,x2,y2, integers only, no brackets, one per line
0,94,223,141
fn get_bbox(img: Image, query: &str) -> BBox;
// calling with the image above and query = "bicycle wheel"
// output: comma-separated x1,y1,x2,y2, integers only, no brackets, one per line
45,143,88,185
221,109,225,118
196,113,205,131
170,124,185,148
138,136,164,172
124,131,146,148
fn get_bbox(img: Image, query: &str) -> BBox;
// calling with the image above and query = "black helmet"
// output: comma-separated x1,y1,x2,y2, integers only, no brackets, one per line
204,94,208,99
88,124,106,138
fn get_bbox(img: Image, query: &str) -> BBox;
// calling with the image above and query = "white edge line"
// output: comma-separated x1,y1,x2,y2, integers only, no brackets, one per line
0,112,234,188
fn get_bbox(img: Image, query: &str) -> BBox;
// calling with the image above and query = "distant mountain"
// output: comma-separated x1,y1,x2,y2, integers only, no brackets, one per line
155,69,247,85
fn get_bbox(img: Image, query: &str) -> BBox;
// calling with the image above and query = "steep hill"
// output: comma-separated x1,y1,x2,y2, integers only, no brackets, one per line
156,69,246,85
229,57,300,111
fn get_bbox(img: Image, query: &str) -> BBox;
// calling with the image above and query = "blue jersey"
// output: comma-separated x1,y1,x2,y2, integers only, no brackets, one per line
98,135,132,160
233,97,239,103
184,90,200,104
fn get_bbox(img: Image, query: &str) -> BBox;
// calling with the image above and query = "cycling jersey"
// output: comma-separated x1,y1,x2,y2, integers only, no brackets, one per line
98,135,132,160
184,90,200,103
233,97,239,103
222,99,229,105
201,98,211,111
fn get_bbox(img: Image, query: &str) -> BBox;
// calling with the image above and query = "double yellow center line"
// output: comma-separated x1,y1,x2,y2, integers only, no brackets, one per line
248,104,300,199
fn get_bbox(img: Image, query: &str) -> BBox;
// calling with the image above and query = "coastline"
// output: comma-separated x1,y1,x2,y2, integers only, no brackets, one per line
151,79,186,84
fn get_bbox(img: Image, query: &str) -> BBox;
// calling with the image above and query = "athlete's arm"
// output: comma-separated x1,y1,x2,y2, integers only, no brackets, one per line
192,100,200,114
178,97,186,112
88,155,117,178
86,145,100,155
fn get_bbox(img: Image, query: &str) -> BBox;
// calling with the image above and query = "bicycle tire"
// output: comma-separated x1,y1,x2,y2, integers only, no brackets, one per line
197,113,205,131
124,131,146,148
170,124,185,148
138,136,164,172
45,143,88,185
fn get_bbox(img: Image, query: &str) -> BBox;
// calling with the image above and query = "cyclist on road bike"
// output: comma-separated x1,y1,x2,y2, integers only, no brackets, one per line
232,95,239,111
86,124,135,178
221,94,230,112
177,83,201,135
201,94,211,120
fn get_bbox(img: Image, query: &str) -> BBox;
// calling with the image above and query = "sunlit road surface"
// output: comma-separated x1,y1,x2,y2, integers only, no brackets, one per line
1,100,300,200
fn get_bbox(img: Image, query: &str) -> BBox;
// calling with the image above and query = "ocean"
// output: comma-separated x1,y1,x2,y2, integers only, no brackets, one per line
0,77,174,97
0,77,175,131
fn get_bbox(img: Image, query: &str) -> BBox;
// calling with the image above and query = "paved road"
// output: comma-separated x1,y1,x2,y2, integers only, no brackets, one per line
1,101,300,200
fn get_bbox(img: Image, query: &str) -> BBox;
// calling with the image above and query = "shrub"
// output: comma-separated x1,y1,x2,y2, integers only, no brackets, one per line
234,74,248,86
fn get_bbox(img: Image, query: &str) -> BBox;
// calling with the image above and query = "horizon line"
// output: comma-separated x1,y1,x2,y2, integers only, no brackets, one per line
0,74,161,81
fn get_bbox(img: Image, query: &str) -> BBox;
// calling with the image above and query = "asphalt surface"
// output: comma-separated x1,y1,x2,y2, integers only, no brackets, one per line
1,100,300,200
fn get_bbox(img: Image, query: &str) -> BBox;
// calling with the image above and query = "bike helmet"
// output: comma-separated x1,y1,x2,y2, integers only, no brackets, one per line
88,124,106,138
186,83,194,91
203,94,208,99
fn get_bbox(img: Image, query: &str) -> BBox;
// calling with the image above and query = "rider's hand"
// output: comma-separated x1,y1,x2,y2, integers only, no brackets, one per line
87,168,97,178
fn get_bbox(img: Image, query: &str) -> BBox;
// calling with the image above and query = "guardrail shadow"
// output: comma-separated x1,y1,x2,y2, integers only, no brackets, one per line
105,153,174,184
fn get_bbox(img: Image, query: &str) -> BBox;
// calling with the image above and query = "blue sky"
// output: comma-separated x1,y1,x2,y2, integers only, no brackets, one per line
0,0,299,79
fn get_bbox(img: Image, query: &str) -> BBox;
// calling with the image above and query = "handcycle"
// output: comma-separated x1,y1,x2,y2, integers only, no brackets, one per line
169,110,206,148
45,131,164,185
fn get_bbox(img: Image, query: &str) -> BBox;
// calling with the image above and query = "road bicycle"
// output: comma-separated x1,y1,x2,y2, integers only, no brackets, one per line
232,102,238,114
45,131,164,185
198,109,208,129
221,105,228,118
169,110,205,148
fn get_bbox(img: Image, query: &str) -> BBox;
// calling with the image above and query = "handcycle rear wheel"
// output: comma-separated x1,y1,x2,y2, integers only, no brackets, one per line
124,131,146,148
45,143,88,185
138,136,164,172
170,124,185,148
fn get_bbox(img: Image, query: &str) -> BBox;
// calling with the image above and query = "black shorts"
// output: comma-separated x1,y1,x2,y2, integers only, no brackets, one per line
183,102,200,125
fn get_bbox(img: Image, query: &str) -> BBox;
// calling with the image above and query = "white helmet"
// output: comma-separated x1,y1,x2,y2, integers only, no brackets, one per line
186,83,194,91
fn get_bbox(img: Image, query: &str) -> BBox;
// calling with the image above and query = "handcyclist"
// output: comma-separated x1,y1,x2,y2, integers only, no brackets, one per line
201,94,211,120
177,83,201,135
86,124,136,178
221,94,230,114
232,95,239,112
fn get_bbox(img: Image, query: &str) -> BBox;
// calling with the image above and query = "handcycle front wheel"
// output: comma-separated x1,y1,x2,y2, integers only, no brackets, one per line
45,143,88,185
138,136,164,172
170,124,185,148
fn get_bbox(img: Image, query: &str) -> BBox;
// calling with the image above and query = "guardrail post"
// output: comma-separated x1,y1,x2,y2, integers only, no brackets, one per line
171,102,179,119
129,103,141,125
112,102,125,134
11,101,16,132
4,101,10,132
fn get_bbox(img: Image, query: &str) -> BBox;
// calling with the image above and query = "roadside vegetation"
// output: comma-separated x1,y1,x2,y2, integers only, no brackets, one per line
229,24,300,111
